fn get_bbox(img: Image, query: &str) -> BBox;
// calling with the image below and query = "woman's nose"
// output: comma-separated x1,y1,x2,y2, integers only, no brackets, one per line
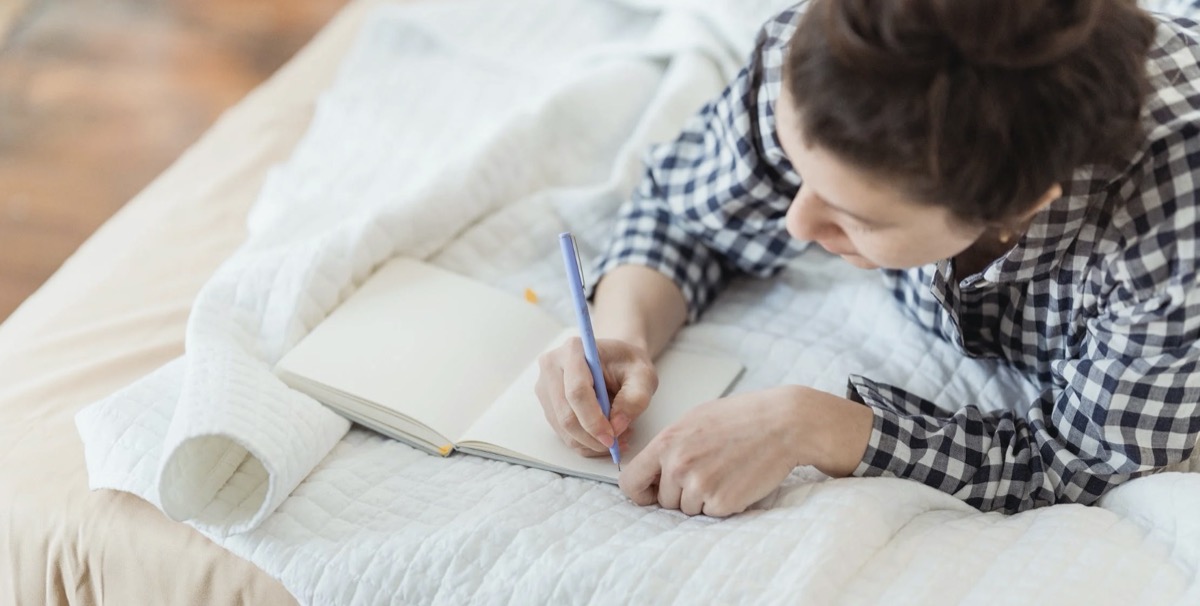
785,185,826,241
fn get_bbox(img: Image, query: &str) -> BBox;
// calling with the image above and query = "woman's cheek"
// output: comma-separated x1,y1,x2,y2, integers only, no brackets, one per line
858,239,938,270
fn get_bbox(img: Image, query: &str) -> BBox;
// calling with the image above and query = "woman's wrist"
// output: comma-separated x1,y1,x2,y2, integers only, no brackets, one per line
785,386,875,478
594,322,651,353
592,316,651,353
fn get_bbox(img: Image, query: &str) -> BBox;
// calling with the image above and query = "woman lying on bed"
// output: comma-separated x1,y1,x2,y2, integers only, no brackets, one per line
534,0,1200,517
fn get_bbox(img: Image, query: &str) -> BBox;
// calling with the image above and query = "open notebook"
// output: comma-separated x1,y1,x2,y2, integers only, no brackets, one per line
274,256,744,483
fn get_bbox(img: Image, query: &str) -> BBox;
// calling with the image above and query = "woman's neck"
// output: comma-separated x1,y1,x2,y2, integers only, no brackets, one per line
954,224,1027,277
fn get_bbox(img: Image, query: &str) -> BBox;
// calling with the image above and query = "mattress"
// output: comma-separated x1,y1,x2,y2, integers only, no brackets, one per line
0,1,392,602
6,0,1200,604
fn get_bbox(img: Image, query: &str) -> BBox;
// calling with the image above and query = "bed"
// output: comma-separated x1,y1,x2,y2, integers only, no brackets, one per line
0,0,380,601
4,0,1200,604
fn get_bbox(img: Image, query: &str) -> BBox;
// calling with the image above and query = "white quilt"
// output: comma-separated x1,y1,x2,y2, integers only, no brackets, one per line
76,0,1200,603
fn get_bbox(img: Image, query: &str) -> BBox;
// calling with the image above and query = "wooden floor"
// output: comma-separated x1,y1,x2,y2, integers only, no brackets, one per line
0,0,349,323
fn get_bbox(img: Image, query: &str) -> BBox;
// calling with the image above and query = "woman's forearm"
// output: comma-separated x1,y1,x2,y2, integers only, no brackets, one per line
592,265,687,358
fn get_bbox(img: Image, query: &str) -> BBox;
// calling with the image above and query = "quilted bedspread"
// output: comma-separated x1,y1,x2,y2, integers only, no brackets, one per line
75,0,1200,603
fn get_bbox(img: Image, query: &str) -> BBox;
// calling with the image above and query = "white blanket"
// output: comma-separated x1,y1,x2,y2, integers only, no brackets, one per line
76,0,1200,603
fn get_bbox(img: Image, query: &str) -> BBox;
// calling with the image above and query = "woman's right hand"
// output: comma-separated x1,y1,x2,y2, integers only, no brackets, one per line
535,336,659,457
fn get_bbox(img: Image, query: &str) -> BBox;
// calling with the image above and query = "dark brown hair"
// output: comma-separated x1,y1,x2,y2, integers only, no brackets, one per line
785,0,1157,224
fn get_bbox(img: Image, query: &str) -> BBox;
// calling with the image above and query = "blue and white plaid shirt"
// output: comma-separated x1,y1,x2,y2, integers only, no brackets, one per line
594,4,1200,513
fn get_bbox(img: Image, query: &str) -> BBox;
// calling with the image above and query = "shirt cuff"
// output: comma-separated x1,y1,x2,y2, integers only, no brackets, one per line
844,374,951,481
586,240,725,323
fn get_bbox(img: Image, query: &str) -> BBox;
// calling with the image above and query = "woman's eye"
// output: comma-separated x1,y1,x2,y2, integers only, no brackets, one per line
850,220,876,233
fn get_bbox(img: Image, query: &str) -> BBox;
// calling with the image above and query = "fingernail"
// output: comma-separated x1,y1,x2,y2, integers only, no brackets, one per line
612,413,630,435
600,433,614,448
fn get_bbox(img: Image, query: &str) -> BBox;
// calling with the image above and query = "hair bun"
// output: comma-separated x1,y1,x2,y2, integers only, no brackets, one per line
935,0,1104,69
823,0,1110,73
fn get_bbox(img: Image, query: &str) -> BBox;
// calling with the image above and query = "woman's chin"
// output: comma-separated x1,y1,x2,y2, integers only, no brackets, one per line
841,254,879,270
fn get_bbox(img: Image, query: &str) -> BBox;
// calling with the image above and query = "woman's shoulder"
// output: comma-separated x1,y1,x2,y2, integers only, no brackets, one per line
1069,17,1200,303
1140,13,1200,141
1096,14,1200,206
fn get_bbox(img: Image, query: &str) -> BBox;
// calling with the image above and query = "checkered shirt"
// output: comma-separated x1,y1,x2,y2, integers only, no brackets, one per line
592,4,1200,513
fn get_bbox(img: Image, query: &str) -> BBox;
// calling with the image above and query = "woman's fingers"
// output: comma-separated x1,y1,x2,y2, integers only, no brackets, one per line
609,364,657,436
537,353,602,454
558,339,615,452
619,435,664,506
536,337,654,455
679,486,705,517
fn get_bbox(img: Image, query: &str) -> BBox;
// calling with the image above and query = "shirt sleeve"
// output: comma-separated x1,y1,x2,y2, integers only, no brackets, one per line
848,239,1200,515
589,11,806,322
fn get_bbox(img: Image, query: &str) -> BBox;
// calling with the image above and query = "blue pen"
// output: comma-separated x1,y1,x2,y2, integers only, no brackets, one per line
558,232,621,469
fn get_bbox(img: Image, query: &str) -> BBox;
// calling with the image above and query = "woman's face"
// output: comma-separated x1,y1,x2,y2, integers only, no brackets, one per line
774,90,986,270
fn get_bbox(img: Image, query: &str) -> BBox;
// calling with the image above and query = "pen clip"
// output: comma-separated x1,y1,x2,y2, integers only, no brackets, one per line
569,234,587,285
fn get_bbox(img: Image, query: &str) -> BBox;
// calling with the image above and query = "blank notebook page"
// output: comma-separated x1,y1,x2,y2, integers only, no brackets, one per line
276,257,565,442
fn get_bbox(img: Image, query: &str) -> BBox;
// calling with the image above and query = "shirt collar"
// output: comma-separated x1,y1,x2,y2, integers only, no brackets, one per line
974,165,1108,285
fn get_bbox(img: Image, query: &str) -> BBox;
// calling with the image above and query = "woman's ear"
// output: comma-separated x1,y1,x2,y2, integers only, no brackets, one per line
994,183,1063,243
1021,183,1063,220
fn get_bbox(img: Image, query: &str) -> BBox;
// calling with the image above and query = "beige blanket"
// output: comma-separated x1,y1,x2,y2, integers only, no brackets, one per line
0,1,387,602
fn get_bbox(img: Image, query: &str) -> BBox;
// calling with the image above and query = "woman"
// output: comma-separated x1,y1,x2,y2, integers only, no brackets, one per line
534,0,1200,516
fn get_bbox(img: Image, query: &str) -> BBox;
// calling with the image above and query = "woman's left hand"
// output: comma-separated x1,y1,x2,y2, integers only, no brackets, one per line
618,385,814,517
